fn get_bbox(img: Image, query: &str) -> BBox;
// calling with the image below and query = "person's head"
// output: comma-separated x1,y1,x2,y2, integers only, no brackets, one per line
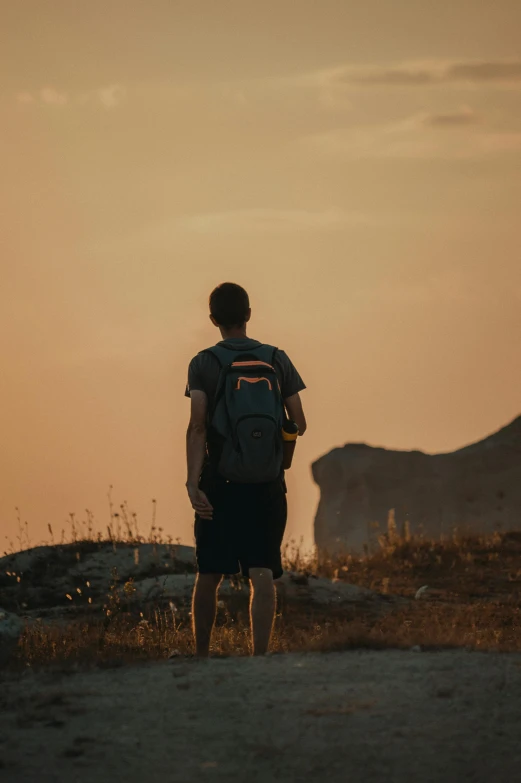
209,282,251,334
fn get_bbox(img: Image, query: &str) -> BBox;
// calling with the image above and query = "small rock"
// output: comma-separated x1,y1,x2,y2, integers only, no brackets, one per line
410,645,422,653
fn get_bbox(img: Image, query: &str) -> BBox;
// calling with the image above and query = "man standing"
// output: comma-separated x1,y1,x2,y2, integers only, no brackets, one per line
185,282,307,657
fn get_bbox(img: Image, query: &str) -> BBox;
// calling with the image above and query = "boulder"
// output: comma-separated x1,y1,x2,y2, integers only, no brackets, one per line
0,608,23,666
312,414,521,554
0,542,196,613
116,571,379,607
276,573,378,605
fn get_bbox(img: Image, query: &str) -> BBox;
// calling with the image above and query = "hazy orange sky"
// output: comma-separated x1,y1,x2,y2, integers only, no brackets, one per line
2,1,521,552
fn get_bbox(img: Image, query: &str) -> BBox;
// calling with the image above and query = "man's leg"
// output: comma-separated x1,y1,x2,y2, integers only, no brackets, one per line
249,567,276,656
192,572,223,657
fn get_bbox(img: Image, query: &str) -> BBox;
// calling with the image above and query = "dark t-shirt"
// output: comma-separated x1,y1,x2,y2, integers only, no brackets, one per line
185,337,306,404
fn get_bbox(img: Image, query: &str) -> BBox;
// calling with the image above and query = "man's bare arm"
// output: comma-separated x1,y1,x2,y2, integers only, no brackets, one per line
284,392,307,435
186,390,213,519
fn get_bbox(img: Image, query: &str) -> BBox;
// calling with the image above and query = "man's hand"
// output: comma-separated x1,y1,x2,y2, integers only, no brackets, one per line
186,483,214,520
186,390,212,518
285,392,307,436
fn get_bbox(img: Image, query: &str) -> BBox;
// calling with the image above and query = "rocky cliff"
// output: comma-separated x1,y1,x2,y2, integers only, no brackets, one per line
312,415,521,554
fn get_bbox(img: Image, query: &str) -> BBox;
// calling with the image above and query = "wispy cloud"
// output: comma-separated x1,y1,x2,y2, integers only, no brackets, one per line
16,86,69,106
16,84,125,109
447,61,521,82
300,111,521,161
247,59,521,115
353,68,437,86
91,208,369,256
423,106,480,127
16,92,35,104
175,208,367,234
330,59,521,88
97,84,126,109
40,87,68,105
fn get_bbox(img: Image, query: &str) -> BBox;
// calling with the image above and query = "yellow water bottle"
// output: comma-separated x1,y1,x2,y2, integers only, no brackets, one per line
282,419,299,470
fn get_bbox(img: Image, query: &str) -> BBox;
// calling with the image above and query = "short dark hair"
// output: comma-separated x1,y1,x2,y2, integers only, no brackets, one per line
209,282,250,328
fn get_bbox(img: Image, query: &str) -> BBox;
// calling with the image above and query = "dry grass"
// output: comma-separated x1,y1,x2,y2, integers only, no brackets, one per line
284,528,521,600
14,591,521,671
4,498,521,670
11,531,521,670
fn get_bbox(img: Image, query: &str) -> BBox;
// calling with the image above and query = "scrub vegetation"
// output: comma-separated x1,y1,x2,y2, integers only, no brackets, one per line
5,501,521,670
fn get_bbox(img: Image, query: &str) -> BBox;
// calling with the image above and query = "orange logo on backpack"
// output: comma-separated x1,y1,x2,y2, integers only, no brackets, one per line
235,377,273,391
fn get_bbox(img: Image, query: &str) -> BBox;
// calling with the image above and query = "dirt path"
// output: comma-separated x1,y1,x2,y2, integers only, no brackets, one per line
2,650,521,783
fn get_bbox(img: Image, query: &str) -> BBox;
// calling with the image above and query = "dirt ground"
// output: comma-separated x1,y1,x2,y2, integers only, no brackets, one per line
1,649,521,783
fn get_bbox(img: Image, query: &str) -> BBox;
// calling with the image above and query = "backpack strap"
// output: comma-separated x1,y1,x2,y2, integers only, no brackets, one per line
200,344,239,368
203,343,279,368
251,344,278,367
202,343,280,422
200,346,235,423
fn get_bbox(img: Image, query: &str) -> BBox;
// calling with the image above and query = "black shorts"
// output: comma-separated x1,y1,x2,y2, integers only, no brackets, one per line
194,466,287,579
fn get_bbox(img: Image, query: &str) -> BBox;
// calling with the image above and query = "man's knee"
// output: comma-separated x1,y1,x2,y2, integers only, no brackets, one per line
196,572,223,590
249,567,274,593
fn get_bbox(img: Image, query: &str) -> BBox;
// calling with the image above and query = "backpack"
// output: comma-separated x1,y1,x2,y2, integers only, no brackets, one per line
202,341,285,483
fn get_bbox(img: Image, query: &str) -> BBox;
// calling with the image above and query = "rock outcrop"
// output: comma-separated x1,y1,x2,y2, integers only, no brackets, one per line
116,571,378,607
0,541,196,614
0,541,384,618
312,415,521,554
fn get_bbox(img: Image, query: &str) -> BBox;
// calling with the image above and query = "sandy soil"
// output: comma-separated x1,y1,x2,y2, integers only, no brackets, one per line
1,649,521,783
